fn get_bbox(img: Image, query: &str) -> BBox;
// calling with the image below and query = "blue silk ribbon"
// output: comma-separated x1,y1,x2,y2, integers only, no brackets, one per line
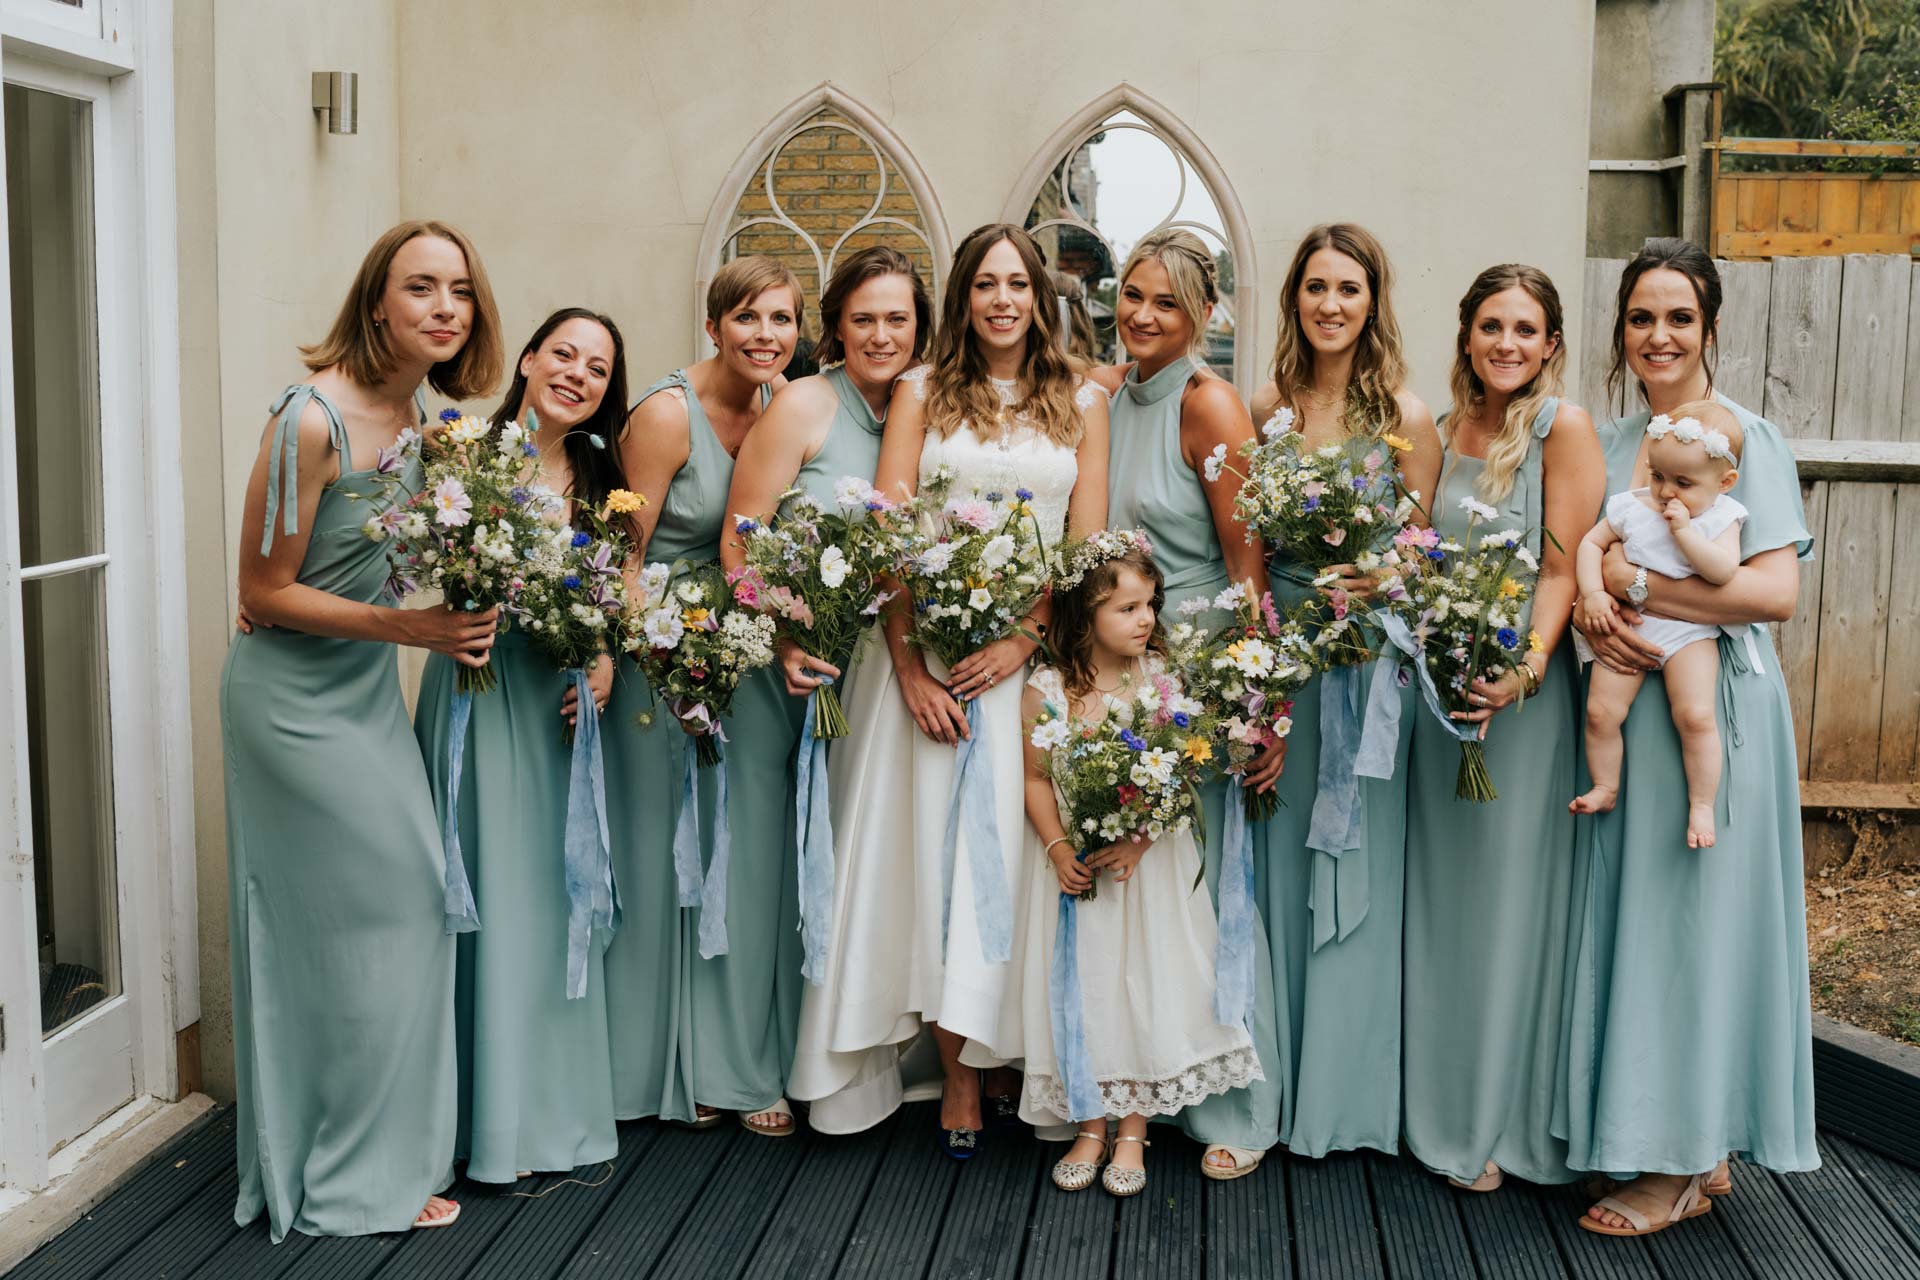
1213,776,1257,1028
796,680,836,985
941,698,1013,964
1048,890,1104,1122
439,688,482,935
561,668,619,999
1302,657,1402,949
671,739,735,958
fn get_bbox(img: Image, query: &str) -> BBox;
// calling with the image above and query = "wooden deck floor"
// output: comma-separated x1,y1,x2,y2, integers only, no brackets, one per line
15,1104,1920,1279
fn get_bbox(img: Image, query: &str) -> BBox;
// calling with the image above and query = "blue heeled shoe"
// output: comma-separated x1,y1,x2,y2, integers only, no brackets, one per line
939,1121,979,1160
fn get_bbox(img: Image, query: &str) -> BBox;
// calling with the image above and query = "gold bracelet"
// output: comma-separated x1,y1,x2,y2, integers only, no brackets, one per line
1518,661,1542,698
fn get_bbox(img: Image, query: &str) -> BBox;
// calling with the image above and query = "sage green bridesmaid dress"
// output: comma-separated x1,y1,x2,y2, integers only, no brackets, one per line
415,625,618,1182
221,385,454,1240
1402,400,1579,1186
1556,392,1819,1176
1257,429,1413,1159
603,371,799,1122
1106,355,1282,1155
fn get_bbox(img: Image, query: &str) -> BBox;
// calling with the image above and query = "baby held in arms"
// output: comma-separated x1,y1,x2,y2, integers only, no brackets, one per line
1571,400,1747,849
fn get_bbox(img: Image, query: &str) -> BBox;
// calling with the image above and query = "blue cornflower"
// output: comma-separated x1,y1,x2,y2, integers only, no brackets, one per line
509,486,531,506
563,574,583,590
571,531,591,547
1015,487,1033,501
438,407,461,423
522,441,539,457
1351,476,1369,491
1427,548,1446,561
1496,627,1520,650
1303,496,1321,512
735,517,758,535
1120,729,1147,751
865,500,886,512
1172,711,1191,728
985,490,1004,503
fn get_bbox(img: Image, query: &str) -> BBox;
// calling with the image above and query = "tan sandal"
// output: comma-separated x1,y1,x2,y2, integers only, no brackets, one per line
1578,1174,1712,1237
1583,1159,1731,1201
740,1098,796,1137
1052,1131,1109,1192
1448,1161,1504,1193
1102,1135,1150,1197
412,1197,460,1230
1201,1144,1263,1182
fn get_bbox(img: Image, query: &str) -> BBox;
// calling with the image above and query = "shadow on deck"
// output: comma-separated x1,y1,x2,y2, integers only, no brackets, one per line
15,1104,1920,1279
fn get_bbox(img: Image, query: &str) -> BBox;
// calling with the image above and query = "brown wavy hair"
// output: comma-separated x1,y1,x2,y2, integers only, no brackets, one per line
300,220,503,401
815,246,932,366
1444,264,1567,505
1605,237,1721,416
1268,222,1406,435
1048,546,1167,698
926,224,1085,447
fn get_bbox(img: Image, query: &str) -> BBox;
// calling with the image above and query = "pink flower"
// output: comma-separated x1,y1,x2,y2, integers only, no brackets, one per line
946,499,994,531
1363,449,1384,473
1301,480,1327,499
1328,588,1350,621
1259,591,1282,634
1322,527,1347,548
726,565,765,608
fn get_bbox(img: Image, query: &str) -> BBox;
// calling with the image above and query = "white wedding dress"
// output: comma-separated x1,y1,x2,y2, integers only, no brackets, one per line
788,367,1095,1132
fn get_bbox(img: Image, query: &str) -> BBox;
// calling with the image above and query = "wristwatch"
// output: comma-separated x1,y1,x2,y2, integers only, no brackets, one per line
1627,566,1650,607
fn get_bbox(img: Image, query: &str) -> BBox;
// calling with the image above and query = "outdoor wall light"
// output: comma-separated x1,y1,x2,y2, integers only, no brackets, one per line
311,72,359,135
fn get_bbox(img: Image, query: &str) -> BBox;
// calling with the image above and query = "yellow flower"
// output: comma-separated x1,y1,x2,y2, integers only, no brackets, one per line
682,607,710,627
1527,630,1544,653
1184,736,1213,764
1499,577,1524,599
1383,433,1414,452
604,488,648,515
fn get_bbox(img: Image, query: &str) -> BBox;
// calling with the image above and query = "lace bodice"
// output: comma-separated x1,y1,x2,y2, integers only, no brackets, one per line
903,366,1094,544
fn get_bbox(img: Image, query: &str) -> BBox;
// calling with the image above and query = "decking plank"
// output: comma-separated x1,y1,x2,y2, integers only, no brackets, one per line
922,1119,1044,1280
1363,1154,1473,1279
354,1177,540,1280
738,1112,899,1280
1825,1136,1920,1258
832,1104,959,1280
1288,1152,1385,1279
1532,1183,1661,1280
466,1141,647,1280
647,1125,812,1280
1457,1177,1573,1280
179,1221,312,1279
1020,1144,1114,1280
1708,1160,1843,1279
1203,1152,1290,1280
1110,1130,1205,1280
96,1171,243,1280
555,1124,739,1278
12,1111,235,1280
1641,1206,1754,1280
1769,1137,1920,1279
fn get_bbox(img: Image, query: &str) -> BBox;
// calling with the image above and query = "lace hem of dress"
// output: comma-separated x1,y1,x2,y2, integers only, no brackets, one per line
1026,1045,1264,1120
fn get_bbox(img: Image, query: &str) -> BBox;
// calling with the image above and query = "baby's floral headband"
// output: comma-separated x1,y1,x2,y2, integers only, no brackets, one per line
1646,414,1736,465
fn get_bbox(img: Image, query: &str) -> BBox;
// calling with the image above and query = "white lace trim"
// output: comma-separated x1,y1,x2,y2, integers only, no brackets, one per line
1026,1044,1264,1121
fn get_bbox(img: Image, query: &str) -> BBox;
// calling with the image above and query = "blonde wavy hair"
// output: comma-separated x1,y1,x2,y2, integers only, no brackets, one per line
1118,228,1218,358
1268,223,1405,435
1443,264,1567,505
926,224,1085,447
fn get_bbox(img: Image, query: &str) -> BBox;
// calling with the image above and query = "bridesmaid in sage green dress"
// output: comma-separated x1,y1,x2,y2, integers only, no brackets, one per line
1402,266,1603,1192
1246,224,1442,1161
415,308,629,1181
605,257,799,1133
1089,229,1285,1181
222,223,503,1238
724,250,930,1124
1562,240,1817,1239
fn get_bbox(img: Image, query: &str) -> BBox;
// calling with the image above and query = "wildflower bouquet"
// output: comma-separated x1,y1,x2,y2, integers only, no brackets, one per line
730,477,907,739
631,560,778,767
896,466,1050,683
1372,498,1543,801
1220,407,1417,570
1028,664,1213,899
365,410,568,693
1166,583,1321,821
513,491,646,744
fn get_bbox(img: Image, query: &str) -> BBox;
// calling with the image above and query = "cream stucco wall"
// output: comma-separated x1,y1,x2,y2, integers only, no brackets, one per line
180,0,1597,1100
177,0,404,1100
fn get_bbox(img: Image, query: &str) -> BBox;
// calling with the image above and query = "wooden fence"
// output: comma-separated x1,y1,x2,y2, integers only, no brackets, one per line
1579,254,1920,870
1710,138,1920,260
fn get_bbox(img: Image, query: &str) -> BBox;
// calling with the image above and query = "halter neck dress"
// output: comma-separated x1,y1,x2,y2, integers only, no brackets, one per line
1256,425,1413,1158
414,464,618,1180
220,384,454,1239
1554,393,1818,1176
601,370,796,1123
1104,355,1283,1154
1402,399,1579,1185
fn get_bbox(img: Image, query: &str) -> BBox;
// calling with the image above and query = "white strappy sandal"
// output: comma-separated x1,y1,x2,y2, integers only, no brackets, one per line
1201,1144,1264,1181
1103,1135,1150,1197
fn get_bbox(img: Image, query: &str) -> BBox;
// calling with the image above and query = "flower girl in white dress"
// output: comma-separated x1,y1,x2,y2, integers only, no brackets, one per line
1018,535,1262,1197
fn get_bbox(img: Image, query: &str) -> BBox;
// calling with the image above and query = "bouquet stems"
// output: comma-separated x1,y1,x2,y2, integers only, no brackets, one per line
1242,784,1279,823
695,733,724,769
813,683,849,740
1455,740,1496,802
457,662,497,696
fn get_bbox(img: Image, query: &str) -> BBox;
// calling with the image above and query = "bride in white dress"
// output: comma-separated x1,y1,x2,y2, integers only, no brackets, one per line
788,224,1109,1152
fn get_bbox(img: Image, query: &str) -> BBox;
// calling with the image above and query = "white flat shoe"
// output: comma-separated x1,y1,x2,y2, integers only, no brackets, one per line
1102,1135,1149,1197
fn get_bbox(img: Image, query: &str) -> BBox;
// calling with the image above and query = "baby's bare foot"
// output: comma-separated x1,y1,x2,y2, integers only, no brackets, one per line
1688,802,1716,849
1570,785,1617,815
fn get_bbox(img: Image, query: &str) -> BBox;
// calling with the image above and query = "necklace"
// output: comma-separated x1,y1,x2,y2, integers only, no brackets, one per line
1302,384,1346,410
1092,670,1134,695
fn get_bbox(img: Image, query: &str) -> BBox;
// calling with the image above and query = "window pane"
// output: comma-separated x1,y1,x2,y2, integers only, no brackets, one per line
25,569,119,1035
5,83,103,567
